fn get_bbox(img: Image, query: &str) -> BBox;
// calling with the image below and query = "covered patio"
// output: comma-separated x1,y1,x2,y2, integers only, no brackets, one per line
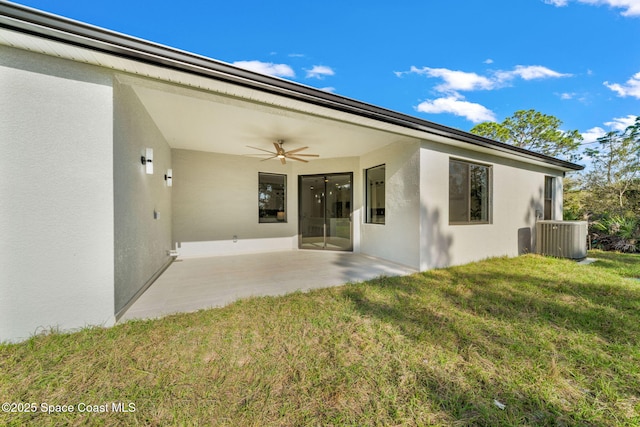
119,250,417,322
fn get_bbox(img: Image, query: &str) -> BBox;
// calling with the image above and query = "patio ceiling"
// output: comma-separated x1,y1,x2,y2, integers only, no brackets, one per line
131,81,420,159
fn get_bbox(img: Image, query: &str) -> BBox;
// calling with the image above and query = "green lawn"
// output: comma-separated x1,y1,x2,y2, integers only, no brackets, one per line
1,252,639,426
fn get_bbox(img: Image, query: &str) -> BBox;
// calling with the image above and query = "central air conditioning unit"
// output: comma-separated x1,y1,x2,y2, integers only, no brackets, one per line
536,220,588,260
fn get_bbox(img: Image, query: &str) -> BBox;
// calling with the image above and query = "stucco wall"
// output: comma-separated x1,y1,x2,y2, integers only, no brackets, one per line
113,81,173,314
0,46,115,342
359,141,422,268
419,140,565,270
172,150,361,257
172,149,298,256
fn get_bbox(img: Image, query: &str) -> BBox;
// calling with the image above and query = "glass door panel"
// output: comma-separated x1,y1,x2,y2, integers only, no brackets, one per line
325,174,352,250
299,173,352,250
299,176,326,249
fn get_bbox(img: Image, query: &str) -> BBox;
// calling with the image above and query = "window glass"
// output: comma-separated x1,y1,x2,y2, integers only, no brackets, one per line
258,173,286,223
544,176,553,220
365,165,385,224
470,164,489,222
449,159,491,224
449,161,469,223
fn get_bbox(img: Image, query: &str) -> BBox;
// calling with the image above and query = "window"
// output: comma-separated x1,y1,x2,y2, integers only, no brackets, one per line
258,173,286,223
365,164,385,224
449,159,491,224
544,176,554,220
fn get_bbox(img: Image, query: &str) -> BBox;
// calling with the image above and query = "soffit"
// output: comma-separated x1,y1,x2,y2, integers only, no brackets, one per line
124,76,419,158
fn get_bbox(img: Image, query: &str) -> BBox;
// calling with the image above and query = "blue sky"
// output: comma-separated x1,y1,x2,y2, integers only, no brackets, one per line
12,0,640,144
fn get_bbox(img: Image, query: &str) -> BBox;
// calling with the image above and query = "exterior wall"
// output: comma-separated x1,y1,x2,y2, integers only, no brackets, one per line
172,150,360,257
175,138,564,274
360,141,422,268
419,140,565,270
0,18,578,342
0,46,115,342
113,81,173,314
172,149,297,256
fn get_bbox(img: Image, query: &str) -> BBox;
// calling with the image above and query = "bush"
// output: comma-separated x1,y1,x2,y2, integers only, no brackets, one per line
590,215,640,253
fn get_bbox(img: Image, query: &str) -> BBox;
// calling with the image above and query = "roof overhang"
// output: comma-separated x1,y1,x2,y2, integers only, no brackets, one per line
0,1,584,171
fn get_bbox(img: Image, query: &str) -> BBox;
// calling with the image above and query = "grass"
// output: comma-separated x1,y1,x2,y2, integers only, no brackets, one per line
588,249,640,278
1,252,639,426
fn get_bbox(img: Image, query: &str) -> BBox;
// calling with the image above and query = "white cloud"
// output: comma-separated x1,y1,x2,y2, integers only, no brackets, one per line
604,71,640,98
306,65,335,79
398,64,569,123
320,86,337,93
484,59,494,64
398,65,571,95
544,0,640,16
407,66,495,93
415,95,496,123
560,92,576,99
232,60,295,78
581,115,638,144
581,126,606,143
288,53,305,57
505,65,572,80
604,114,638,131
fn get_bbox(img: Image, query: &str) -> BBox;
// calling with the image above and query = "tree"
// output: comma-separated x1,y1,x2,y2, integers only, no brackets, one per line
470,109,582,162
562,174,589,220
584,116,640,216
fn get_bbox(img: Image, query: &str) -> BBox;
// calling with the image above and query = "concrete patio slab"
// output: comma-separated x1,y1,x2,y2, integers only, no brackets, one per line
119,250,417,322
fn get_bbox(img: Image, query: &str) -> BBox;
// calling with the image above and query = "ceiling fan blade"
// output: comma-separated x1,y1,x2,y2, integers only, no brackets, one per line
291,153,320,157
247,145,276,154
285,146,309,154
287,156,309,163
260,155,279,161
280,157,286,165
273,142,283,153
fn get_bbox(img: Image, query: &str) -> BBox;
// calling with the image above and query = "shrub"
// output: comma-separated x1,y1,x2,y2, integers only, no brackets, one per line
590,214,640,252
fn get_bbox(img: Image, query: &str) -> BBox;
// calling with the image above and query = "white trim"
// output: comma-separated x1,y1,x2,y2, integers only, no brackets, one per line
176,237,297,258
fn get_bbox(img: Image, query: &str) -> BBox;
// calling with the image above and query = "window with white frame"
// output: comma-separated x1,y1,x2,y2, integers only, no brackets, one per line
365,164,385,224
449,159,492,224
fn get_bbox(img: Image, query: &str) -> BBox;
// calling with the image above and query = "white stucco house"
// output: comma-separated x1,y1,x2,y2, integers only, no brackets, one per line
0,2,583,342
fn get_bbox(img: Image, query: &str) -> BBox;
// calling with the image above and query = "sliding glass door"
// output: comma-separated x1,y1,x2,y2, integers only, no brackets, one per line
299,173,352,250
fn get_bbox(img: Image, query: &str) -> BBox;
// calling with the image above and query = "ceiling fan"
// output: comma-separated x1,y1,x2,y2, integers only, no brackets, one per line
246,140,319,164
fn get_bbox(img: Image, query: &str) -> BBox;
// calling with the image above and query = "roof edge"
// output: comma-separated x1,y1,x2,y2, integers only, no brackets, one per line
0,1,584,171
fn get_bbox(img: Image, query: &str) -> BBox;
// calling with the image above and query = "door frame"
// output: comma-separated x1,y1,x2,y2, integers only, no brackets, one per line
298,172,353,251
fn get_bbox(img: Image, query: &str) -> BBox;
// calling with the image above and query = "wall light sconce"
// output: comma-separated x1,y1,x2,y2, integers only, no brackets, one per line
140,148,153,174
164,169,173,187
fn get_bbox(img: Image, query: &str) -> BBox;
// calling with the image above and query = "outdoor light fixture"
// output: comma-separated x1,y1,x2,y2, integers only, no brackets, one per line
165,169,173,187
140,148,154,174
